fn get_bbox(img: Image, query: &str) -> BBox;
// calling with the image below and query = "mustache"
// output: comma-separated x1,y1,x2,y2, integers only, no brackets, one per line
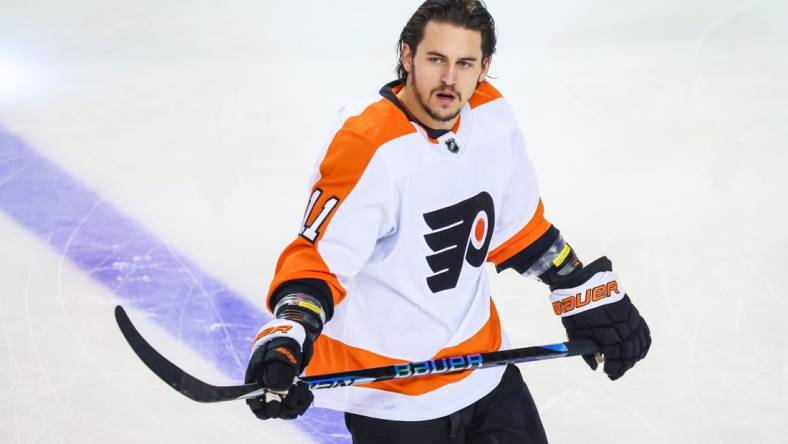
432,87,461,100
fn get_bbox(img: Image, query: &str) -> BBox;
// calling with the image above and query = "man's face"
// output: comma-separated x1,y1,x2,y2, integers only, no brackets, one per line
402,21,490,124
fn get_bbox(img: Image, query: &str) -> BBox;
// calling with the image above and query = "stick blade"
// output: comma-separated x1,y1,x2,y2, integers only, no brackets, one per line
114,305,258,403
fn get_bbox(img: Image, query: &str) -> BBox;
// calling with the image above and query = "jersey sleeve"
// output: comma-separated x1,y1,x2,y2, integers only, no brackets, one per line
266,125,400,316
487,128,560,273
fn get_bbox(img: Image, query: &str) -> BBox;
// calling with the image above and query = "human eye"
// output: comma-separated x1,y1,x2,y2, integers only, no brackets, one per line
428,56,443,64
458,61,473,69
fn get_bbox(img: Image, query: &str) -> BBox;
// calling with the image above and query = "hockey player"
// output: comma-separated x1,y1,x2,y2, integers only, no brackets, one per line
245,1,651,442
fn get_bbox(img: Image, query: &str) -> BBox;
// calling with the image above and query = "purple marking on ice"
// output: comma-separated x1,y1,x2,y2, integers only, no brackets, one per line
0,128,349,443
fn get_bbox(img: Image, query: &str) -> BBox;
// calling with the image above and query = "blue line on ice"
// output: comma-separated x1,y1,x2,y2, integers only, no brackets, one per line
0,127,348,443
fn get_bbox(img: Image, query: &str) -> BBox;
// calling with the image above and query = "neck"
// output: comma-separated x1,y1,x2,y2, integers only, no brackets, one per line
395,83,457,131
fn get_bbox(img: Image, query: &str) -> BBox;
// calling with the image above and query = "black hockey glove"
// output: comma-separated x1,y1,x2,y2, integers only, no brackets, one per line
244,319,314,419
546,257,651,380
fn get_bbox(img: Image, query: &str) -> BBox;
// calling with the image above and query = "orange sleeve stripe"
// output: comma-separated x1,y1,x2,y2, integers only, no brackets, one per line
468,81,503,109
267,99,415,309
304,299,502,396
266,239,346,313
487,200,552,266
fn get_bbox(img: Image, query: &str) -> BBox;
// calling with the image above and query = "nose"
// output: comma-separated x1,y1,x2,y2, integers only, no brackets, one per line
441,64,458,86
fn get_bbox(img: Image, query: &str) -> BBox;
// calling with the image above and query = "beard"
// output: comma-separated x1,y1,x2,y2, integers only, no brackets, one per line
409,66,464,123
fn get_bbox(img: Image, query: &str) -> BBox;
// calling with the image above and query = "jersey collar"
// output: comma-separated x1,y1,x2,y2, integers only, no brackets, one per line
379,80,474,157
379,80,461,141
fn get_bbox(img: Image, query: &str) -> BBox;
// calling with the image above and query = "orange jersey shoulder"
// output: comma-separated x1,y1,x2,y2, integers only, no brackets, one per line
267,97,414,310
469,81,503,109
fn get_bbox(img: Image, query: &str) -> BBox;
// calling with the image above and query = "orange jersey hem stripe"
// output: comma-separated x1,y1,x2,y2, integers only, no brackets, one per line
304,300,502,396
487,200,552,265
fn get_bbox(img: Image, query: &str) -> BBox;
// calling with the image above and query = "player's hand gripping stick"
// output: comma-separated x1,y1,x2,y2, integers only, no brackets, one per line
244,319,314,419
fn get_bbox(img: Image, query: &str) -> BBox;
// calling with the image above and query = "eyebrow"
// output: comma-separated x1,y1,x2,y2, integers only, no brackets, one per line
425,51,478,62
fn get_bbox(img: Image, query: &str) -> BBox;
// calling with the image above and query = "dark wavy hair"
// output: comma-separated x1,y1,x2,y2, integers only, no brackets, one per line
396,0,497,82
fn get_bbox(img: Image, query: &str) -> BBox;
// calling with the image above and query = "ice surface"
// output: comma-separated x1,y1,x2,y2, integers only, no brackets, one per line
0,0,786,443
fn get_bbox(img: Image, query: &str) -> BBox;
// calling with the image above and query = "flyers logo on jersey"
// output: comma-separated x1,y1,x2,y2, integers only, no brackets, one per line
423,192,495,293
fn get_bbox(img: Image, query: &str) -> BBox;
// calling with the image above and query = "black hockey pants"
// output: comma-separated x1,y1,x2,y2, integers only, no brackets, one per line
343,364,548,444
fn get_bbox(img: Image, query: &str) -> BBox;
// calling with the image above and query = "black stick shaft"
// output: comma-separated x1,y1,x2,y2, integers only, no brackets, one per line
115,305,600,403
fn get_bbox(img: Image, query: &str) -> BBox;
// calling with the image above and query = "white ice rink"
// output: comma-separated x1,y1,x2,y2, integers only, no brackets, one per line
1,1,787,442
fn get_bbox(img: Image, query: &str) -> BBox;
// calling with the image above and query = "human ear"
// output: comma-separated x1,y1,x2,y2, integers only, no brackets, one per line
401,43,414,73
480,56,492,81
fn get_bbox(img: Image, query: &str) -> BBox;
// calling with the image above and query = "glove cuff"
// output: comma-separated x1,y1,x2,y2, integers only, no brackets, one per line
251,319,307,355
549,270,626,317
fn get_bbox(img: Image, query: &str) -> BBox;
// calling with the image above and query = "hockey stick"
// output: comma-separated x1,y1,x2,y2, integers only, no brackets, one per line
115,305,600,403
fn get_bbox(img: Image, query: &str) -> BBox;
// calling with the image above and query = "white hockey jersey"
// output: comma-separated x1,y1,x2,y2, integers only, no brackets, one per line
266,81,553,421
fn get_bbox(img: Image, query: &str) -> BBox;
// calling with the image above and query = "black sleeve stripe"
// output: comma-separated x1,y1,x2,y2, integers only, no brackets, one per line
495,225,560,274
268,278,335,322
